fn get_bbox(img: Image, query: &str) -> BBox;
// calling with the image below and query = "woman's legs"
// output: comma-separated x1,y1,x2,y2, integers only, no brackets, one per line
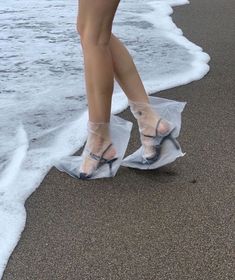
77,0,121,175
109,33,170,143
109,33,149,103
77,0,120,122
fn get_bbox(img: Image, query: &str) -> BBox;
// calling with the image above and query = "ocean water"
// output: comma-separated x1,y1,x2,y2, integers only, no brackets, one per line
0,0,210,277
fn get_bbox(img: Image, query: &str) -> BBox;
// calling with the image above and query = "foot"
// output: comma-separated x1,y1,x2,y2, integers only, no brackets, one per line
79,133,117,176
137,109,172,159
138,109,171,136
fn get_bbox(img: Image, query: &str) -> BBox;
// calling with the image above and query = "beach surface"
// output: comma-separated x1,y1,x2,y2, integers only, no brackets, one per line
3,0,234,279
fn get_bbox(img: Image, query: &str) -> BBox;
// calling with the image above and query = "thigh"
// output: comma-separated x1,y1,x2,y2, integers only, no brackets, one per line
77,0,120,44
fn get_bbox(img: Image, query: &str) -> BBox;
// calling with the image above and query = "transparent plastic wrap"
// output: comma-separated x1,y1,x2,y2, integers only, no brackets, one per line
54,115,133,180
121,96,187,170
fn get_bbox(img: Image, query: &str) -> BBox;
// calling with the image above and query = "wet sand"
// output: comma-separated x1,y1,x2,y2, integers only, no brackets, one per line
3,0,234,279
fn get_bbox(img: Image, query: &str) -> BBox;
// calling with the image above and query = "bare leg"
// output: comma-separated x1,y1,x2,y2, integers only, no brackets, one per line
109,33,169,133
109,33,171,158
77,1,120,122
77,0,120,175
110,33,149,103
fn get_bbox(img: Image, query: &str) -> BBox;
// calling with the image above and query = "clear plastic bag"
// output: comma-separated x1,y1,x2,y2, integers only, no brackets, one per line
121,96,187,170
54,115,133,179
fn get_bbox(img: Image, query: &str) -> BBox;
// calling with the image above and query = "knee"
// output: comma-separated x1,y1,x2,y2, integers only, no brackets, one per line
77,23,111,48
81,31,111,48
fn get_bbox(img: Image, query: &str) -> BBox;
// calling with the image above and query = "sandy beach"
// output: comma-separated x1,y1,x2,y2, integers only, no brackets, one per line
3,0,234,279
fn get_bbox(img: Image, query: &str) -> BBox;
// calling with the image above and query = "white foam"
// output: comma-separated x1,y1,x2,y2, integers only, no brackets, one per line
0,0,210,277
0,124,28,191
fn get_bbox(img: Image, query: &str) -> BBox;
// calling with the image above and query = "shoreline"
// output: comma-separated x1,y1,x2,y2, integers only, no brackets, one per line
2,0,235,279
0,0,210,275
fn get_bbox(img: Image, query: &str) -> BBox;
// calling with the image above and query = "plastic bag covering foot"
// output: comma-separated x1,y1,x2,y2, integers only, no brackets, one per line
54,115,133,179
121,96,187,170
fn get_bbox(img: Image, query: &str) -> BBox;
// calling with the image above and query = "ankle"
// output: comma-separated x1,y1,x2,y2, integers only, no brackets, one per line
86,133,112,154
128,101,171,136
87,120,111,143
129,99,160,121
135,109,160,133
88,120,111,139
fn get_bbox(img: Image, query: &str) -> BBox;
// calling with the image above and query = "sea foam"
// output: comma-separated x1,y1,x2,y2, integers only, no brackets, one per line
0,0,210,277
